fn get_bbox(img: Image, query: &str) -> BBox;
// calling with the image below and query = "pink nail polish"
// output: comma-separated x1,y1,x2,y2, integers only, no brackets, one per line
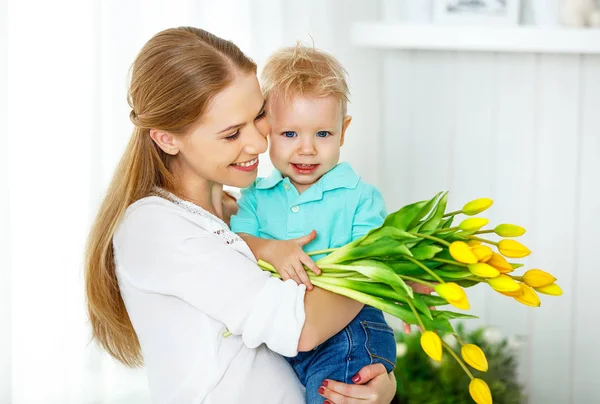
352,374,361,383
322,380,328,387
318,387,325,395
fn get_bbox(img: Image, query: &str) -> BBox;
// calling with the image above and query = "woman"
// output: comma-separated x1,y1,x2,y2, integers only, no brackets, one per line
85,27,397,403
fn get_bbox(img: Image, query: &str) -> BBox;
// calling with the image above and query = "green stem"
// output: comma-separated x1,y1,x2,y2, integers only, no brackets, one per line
434,226,459,233
258,259,277,272
307,248,337,256
510,275,523,281
406,299,426,330
443,210,462,218
402,255,445,284
432,258,468,267
222,330,232,338
452,333,465,346
409,232,451,247
442,340,474,380
398,275,437,289
468,236,498,246
475,229,495,235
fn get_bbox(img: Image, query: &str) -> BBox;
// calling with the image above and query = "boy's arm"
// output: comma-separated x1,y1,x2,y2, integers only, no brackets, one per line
352,183,388,240
231,185,320,289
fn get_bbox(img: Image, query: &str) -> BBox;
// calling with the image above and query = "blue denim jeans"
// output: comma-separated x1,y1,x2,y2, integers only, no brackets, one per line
287,306,396,404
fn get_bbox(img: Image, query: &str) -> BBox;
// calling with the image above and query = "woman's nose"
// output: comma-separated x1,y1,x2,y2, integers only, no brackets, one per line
245,124,268,154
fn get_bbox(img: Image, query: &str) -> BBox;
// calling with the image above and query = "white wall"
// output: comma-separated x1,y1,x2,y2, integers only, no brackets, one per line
379,50,600,404
0,0,11,401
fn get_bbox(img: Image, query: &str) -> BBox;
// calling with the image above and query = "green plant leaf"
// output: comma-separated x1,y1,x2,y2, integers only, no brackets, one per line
410,245,443,260
432,310,479,320
416,192,449,233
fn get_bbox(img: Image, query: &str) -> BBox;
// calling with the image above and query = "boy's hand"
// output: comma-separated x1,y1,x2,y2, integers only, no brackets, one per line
402,282,435,333
266,230,321,290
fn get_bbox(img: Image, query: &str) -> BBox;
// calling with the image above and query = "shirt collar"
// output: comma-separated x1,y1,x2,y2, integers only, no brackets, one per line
255,162,360,191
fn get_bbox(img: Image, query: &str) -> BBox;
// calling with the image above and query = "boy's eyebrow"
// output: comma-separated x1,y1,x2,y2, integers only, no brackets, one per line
217,100,267,134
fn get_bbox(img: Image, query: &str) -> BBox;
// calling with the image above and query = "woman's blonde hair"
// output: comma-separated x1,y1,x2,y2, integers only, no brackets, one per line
260,43,350,115
84,27,256,367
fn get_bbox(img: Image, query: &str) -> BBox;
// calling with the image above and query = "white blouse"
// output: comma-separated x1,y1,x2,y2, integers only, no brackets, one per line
113,192,307,403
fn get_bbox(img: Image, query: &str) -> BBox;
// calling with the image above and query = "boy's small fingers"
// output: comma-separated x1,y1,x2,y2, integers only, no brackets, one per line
294,264,313,290
301,255,321,275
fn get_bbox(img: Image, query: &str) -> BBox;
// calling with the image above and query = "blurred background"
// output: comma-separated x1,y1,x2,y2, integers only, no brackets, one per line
1,0,599,403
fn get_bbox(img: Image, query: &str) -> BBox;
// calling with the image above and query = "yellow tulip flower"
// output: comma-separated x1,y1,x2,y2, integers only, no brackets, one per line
498,239,531,258
500,288,525,298
462,344,489,372
449,241,478,264
514,284,541,307
469,378,493,404
535,283,563,296
488,275,521,293
467,240,482,247
468,263,500,278
421,331,443,362
486,253,513,273
435,283,470,310
459,218,489,232
463,198,494,216
495,224,526,237
522,269,556,288
472,245,493,262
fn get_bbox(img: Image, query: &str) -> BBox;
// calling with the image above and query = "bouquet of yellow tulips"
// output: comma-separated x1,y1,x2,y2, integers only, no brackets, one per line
258,192,562,404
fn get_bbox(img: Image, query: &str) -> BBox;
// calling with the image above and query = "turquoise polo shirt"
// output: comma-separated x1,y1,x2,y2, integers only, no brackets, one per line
230,162,387,259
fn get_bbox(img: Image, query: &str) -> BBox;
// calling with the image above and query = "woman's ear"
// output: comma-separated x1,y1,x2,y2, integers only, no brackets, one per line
149,129,179,155
340,115,352,147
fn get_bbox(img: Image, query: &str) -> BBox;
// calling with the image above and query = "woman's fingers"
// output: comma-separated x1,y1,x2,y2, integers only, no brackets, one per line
351,363,388,385
319,381,373,402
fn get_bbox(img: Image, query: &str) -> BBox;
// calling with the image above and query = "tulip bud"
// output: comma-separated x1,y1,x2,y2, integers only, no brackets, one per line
494,224,526,237
468,263,500,278
472,245,493,262
449,241,478,264
514,284,541,307
488,275,521,293
500,288,525,298
435,283,470,310
535,283,563,296
463,198,494,216
498,239,531,258
469,378,493,404
459,218,489,232
461,344,489,372
486,253,513,273
522,269,556,288
467,240,482,247
420,331,443,362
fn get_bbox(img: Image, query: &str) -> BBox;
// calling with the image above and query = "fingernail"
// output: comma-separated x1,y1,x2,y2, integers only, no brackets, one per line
318,387,325,395
324,401,332,404
352,374,361,383
322,380,328,387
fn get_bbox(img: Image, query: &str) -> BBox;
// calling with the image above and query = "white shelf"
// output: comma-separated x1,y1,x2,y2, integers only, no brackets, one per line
351,23,600,54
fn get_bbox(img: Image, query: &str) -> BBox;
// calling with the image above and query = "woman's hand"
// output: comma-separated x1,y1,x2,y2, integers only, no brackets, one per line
318,363,396,403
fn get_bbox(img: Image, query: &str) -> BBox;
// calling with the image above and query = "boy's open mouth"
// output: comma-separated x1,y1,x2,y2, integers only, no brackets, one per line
291,163,319,175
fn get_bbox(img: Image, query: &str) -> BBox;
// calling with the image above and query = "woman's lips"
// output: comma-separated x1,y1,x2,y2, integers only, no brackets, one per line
231,157,259,172
291,163,319,175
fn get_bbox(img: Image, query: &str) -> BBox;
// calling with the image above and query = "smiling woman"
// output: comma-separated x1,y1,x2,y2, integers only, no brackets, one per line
84,26,397,404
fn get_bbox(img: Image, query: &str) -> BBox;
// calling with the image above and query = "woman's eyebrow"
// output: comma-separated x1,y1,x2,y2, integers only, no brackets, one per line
217,100,267,134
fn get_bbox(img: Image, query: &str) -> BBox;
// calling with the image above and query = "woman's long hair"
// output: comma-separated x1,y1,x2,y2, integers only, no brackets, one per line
84,27,256,366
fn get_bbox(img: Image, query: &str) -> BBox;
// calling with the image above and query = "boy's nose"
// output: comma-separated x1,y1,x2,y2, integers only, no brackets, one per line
298,138,316,155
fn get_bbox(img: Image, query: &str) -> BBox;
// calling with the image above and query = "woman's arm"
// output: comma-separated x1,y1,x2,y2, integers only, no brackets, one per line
298,287,363,351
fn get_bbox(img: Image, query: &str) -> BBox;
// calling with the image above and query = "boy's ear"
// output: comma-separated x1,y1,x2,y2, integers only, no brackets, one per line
150,129,180,155
340,115,352,147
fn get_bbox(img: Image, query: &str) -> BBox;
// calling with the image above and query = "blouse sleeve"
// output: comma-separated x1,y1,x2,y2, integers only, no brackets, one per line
113,200,306,357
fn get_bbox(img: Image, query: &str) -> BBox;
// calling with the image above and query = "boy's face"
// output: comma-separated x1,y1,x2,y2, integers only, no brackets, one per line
267,94,352,193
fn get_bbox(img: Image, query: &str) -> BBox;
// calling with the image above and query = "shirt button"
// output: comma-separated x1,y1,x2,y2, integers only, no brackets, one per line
284,184,290,191
291,206,300,213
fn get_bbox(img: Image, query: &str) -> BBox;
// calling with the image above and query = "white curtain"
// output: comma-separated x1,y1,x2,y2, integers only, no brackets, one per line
0,1,381,402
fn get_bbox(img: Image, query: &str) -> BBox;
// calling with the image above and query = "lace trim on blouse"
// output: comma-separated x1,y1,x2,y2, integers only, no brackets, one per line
152,187,242,245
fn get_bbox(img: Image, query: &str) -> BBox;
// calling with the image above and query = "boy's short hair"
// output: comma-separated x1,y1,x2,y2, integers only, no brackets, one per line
260,43,350,116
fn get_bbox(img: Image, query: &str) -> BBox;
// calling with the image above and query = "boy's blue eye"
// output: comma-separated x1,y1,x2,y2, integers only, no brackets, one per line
316,131,330,138
283,131,297,138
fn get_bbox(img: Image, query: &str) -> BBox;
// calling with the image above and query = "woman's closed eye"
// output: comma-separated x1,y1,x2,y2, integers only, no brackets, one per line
224,131,240,141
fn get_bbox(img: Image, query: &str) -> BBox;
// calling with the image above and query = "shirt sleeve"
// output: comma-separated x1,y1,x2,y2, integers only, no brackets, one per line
113,201,306,357
229,184,260,236
352,183,388,241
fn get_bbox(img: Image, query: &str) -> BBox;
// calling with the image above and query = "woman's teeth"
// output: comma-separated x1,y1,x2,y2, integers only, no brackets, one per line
233,158,258,167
